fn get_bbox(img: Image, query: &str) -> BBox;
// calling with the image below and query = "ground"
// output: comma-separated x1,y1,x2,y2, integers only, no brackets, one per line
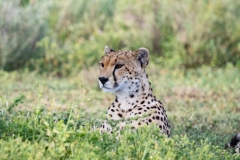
0,64,240,159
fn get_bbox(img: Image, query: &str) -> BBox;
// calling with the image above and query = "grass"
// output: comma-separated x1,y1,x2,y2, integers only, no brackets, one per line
0,64,240,159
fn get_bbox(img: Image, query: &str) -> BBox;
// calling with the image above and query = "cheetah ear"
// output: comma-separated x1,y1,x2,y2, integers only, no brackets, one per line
104,46,115,54
134,48,149,68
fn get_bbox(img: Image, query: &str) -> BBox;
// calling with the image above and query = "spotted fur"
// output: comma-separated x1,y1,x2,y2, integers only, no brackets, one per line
98,46,170,137
225,133,240,153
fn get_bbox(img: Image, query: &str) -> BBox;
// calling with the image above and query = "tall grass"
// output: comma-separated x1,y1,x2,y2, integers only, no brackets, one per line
0,97,239,159
0,0,240,74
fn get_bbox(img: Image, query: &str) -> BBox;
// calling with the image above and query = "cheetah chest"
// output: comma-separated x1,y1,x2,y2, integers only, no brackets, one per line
107,95,169,128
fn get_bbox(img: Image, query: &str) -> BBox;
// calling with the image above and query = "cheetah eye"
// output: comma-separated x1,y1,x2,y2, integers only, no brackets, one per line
99,63,104,68
115,64,124,69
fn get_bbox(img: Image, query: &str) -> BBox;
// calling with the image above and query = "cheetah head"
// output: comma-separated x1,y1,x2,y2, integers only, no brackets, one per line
98,46,149,94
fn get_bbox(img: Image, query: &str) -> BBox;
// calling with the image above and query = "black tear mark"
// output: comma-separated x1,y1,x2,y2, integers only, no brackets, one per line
113,67,117,83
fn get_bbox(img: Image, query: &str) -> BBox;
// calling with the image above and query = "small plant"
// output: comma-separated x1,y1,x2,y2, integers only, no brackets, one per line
0,105,239,159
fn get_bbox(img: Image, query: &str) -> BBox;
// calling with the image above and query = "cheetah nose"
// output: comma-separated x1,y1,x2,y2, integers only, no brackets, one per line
98,77,108,85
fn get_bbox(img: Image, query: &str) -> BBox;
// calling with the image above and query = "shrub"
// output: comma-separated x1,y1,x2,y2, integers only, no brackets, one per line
2,0,240,74
161,0,240,68
0,0,48,71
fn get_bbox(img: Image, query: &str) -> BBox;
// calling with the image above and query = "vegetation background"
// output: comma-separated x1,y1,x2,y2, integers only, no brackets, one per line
0,0,240,159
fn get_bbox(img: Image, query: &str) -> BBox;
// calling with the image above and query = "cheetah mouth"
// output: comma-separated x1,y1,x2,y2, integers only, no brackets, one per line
103,83,119,90
101,83,120,92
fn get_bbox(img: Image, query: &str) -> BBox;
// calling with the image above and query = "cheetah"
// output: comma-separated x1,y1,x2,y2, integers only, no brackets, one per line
225,133,240,153
98,46,170,137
